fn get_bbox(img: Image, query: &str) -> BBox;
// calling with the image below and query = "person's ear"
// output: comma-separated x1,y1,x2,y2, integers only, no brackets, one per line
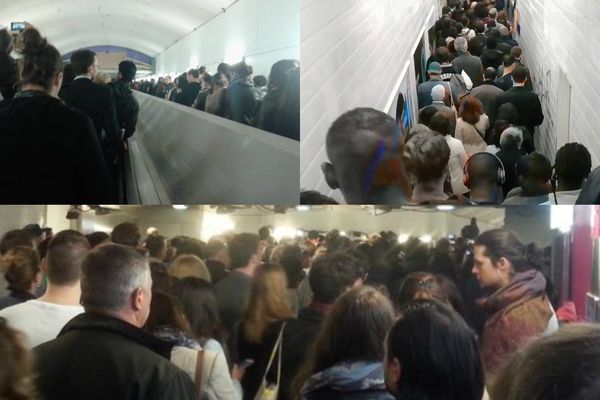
40,257,48,276
321,162,339,190
387,357,402,394
131,287,145,312
497,256,511,274
55,71,63,88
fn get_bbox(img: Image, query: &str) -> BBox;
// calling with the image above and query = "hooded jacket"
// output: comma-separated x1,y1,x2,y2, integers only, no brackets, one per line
479,270,556,375
300,362,394,400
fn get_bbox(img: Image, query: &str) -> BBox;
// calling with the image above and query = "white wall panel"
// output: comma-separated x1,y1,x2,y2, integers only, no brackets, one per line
155,0,300,77
300,0,440,201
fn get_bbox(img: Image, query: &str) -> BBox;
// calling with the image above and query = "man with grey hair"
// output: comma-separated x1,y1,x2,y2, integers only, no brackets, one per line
427,85,455,115
34,244,196,400
497,126,524,196
452,36,484,87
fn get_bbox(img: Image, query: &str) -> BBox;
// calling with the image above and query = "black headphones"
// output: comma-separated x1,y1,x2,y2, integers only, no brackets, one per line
463,152,506,188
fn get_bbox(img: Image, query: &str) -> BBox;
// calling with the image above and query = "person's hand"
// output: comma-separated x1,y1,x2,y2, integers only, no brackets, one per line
231,365,246,381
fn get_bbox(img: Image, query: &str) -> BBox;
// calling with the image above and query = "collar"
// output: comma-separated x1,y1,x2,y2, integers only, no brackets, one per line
74,75,91,81
8,289,36,302
13,90,51,99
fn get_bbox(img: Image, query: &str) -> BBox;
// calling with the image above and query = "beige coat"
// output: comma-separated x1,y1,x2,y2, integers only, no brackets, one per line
455,114,489,157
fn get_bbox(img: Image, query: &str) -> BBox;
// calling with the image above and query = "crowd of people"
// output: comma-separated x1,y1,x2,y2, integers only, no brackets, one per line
0,25,138,203
307,0,599,205
134,58,300,141
0,219,598,400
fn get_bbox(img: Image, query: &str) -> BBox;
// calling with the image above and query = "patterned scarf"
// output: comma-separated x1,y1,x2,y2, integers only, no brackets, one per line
153,325,201,350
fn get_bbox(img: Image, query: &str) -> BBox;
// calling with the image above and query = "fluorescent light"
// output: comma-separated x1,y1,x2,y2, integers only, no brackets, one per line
273,227,297,241
340,231,347,236
398,234,409,243
296,205,310,211
419,235,432,243
436,205,455,211
172,205,188,210
201,214,235,241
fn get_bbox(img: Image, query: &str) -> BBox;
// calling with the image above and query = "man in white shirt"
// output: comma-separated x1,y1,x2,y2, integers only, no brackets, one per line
0,230,90,347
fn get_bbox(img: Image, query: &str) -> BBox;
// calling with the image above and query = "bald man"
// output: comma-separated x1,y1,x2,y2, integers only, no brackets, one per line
464,152,505,204
322,108,411,204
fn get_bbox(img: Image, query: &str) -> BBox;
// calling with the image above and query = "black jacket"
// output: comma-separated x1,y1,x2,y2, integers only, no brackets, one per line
0,91,113,203
225,77,257,126
0,53,18,100
175,82,201,107
480,47,504,70
492,86,544,136
59,77,122,153
34,313,197,400
280,304,328,400
497,148,524,196
111,80,140,139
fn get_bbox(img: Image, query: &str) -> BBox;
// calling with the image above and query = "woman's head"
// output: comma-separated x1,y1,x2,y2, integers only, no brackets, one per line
144,290,191,334
268,59,299,91
491,324,600,400
174,277,223,342
385,299,484,400
243,263,293,343
292,287,395,396
396,272,463,314
472,229,531,289
459,96,484,125
0,246,40,293
14,27,63,94
0,317,35,400
169,254,211,282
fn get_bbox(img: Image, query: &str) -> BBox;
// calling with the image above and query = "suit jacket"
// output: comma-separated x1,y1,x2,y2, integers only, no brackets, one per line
452,50,484,87
0,91,114,203
59,77,122,153
480,48,504,70
470,82,504,117
492,86,544,134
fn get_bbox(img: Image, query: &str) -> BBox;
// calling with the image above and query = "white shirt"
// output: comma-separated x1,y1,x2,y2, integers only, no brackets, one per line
445,135,469,195
0,300,83,347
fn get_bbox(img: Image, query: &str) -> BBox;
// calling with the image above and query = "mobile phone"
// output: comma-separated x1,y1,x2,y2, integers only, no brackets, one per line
237,359,255,369
11,22,26,32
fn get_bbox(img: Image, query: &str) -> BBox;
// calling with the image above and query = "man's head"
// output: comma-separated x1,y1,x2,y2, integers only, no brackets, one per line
118,60,137,83
499,127,523,150
204,239,230,267
187,68,200,82
517,152,552,195
405,132,450,184
431,84,446,102
555,143,592,191
511,46,523,60
228,233,261,272
489,7,498,19
472,229,530,290
513,65,529,85
435,47,452,64
428,61,443,79
485,37,497,49
80,244,152,327
419,106,439,126
323,108,410,204
464,152,504,202
70,49,97,78
144,235,167,261
253,75,267,88
503,55,516,72
484,67,496,82
309,253,364,304
44,230,90,286
428,111,456,137
111,222,141,247
454,36,468,53
0,230,36,255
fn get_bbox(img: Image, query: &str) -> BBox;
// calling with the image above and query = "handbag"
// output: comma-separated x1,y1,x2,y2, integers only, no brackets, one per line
253,323,285,400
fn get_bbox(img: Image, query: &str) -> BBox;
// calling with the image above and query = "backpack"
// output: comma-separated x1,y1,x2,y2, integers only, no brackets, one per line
449,71,472,106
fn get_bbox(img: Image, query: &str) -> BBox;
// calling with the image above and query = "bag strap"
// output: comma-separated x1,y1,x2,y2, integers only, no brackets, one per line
195,350,205,394
259,322,286,385
473,124,486,140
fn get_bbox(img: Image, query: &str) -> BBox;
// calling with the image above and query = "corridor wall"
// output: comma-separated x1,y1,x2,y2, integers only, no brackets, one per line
300,0,441,201
154,0,300,78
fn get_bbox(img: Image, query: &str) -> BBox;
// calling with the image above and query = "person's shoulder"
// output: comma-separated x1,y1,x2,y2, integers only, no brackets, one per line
0,299,32,317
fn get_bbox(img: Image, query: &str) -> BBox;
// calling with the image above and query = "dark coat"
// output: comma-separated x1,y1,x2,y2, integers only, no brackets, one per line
59,78,122,153
0,91,113,203
111,80,140,139
0,290,36,311
205,259,229,284
452,50,484,87
279,304,329,400
492,86,544,137
175,82,201,107
480,47,504,70
470,81,504,117
225,77,258,126
34,313,197,400
497,147,525,196
215,271,253,337
0,53,18,100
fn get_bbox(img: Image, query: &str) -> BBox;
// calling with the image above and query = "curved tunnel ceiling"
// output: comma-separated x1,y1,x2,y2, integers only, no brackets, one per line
0,0,237,57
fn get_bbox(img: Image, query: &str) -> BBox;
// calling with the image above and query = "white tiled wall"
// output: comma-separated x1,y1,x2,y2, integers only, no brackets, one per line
155,0,300,77
514,0,600,166
300,0,440,201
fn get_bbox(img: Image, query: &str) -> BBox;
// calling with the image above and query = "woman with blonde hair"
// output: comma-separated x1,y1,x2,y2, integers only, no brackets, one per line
456,95,490,156
0,246,41,310
237,263,294,399
169,254,211,282
0,317,36,399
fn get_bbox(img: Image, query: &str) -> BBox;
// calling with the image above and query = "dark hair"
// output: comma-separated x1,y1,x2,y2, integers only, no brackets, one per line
513,65,529,83
429,111,456,136
0,246,40,292
0,28,13,54
406,132,450,182
85,232,109,248
396,272,463,314
511,46,523,59
119,60,137,83
145,290,191,334
485,36,497,49
62,63,75,85
267,59,298,91
0,230,35,255
517,152,552,182
555,143,592,188
419,106,440,126
475,20,485,33
15,28,62,91
484,67,496,81
258,226,271,241
110,222,141,247
228,233,260,269
293,287,395,396
435,47,452,63
187,68,200,79
503,55,516,67
300,190,339,205
173,277,225,344
279,245,304,288
387,300,484,400
230,61,252,79
459,96,484,125
204,239,227,259
253,75,267,87
81,244,149,311
308,253,363,303
149,259,172,292
145,235,166,259
174,238,203,259
491,324,600,400
45,230,90,285
70,49,96,76
474,229,533,273
217,63,231,79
